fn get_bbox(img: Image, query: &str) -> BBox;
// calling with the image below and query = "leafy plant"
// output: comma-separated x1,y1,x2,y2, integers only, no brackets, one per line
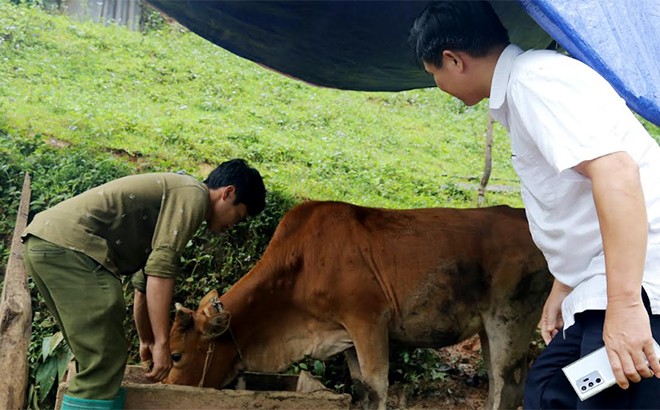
286,355,352,394
31,331,73,405
390,347,451,396
138,1,167,34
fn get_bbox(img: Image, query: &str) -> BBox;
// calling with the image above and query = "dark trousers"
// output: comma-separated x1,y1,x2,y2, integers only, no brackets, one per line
524,290,660,409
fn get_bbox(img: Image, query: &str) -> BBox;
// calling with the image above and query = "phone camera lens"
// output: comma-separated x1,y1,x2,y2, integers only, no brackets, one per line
588,382,594,387
581,386,587,391
596,378,601,383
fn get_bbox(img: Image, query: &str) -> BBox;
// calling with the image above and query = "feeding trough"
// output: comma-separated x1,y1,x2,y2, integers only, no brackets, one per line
55,365,351,410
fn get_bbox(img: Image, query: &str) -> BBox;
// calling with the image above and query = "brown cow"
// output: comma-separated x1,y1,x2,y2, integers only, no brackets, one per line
164,201,552,410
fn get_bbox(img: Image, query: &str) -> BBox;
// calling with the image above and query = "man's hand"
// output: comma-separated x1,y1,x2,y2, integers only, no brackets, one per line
603,299,660,389
541,279,573,345
134,289,156,371
139,340,154,371
145,341,173,382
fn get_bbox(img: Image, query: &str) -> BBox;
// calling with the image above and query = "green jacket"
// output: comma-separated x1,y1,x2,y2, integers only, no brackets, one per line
23,173,208,291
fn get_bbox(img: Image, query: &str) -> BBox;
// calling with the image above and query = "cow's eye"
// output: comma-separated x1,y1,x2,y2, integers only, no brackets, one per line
172,353,182,362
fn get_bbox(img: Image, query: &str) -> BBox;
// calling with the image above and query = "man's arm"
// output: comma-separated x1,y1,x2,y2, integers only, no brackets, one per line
133,288,155,365
144,276,175,382
574,151,660,388
139,182,207,380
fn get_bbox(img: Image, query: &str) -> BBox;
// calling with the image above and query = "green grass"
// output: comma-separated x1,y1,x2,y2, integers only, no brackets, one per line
0,0,529,210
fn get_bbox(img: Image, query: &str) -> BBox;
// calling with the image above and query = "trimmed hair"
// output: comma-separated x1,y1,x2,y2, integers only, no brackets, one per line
204,159,266,216
409,1,509,68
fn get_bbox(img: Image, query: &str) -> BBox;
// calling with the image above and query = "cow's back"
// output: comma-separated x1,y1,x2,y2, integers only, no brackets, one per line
266,201,548,348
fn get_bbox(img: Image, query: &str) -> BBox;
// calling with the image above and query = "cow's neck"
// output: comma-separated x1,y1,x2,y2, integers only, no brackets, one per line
219,261,352,373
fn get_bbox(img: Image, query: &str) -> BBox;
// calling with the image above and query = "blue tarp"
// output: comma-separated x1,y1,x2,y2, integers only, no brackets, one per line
518,0,660,128
146,1,660,127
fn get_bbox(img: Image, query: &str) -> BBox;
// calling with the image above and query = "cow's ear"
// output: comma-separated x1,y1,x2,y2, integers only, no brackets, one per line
176,308,195,332
204,311,231,339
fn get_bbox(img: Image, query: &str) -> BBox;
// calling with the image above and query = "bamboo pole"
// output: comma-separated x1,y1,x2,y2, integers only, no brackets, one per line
478,112,494,207
0,173,33,410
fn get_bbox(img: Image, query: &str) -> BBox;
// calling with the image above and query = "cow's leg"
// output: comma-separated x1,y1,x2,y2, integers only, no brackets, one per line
344,318,389,410
344,347,370,405
344,347,362,380
480,302,543,410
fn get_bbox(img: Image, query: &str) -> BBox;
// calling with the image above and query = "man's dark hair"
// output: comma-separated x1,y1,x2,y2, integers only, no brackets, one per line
409,1,509,68
204,159,266,216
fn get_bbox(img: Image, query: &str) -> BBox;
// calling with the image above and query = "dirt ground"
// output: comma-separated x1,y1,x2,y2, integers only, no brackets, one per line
387,336,489,410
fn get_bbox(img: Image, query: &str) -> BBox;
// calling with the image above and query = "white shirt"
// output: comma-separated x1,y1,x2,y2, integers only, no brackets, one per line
490,44,660,330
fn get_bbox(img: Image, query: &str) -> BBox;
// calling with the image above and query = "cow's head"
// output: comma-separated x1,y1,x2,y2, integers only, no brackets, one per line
163,290,240,388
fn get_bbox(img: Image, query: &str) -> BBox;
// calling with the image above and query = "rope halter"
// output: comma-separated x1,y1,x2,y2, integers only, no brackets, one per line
198,296,245,387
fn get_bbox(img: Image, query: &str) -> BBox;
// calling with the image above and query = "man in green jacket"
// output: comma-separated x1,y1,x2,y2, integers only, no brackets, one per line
22,158,266,410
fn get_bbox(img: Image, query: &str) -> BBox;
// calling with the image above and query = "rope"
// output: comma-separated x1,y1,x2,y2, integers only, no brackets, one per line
198,296,245,387
198,339,215,387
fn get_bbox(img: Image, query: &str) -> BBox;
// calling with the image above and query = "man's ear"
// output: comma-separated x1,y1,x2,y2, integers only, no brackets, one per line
442,50,465,72
222,185,236,201
204,311,231,339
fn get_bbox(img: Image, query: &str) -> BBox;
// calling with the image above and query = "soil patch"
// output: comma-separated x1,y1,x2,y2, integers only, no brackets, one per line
387,336,488,410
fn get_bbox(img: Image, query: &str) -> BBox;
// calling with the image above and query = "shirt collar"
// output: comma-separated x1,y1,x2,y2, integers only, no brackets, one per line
489,43,524,110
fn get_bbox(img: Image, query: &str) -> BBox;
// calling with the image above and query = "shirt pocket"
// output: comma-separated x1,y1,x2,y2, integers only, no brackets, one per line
511,151,557,210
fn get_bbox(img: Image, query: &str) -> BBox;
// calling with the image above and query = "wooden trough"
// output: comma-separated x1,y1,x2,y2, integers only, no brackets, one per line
55,365,351,410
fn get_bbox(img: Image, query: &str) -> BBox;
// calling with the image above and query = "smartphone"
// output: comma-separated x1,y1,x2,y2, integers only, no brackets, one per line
562,339,660,401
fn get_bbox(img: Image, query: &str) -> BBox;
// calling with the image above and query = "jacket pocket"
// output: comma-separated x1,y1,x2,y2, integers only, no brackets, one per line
29,244,66,255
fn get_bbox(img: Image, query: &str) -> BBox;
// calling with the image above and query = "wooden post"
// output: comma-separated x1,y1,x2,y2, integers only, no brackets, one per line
0,173,32,410
478,112,494,207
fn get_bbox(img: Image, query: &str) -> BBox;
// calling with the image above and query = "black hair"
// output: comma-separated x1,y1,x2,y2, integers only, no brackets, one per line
409,1,509,68
204,159,266,216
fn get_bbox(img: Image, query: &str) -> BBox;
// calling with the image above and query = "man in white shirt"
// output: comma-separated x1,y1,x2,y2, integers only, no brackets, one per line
409,2,660,408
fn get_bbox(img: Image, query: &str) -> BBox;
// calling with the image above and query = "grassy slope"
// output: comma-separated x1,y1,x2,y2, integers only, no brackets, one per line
2,3,659,210
0,1,527,210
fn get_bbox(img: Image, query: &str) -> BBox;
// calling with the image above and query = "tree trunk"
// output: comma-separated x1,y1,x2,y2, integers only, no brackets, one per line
0,173,32,410
478,113,494,207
